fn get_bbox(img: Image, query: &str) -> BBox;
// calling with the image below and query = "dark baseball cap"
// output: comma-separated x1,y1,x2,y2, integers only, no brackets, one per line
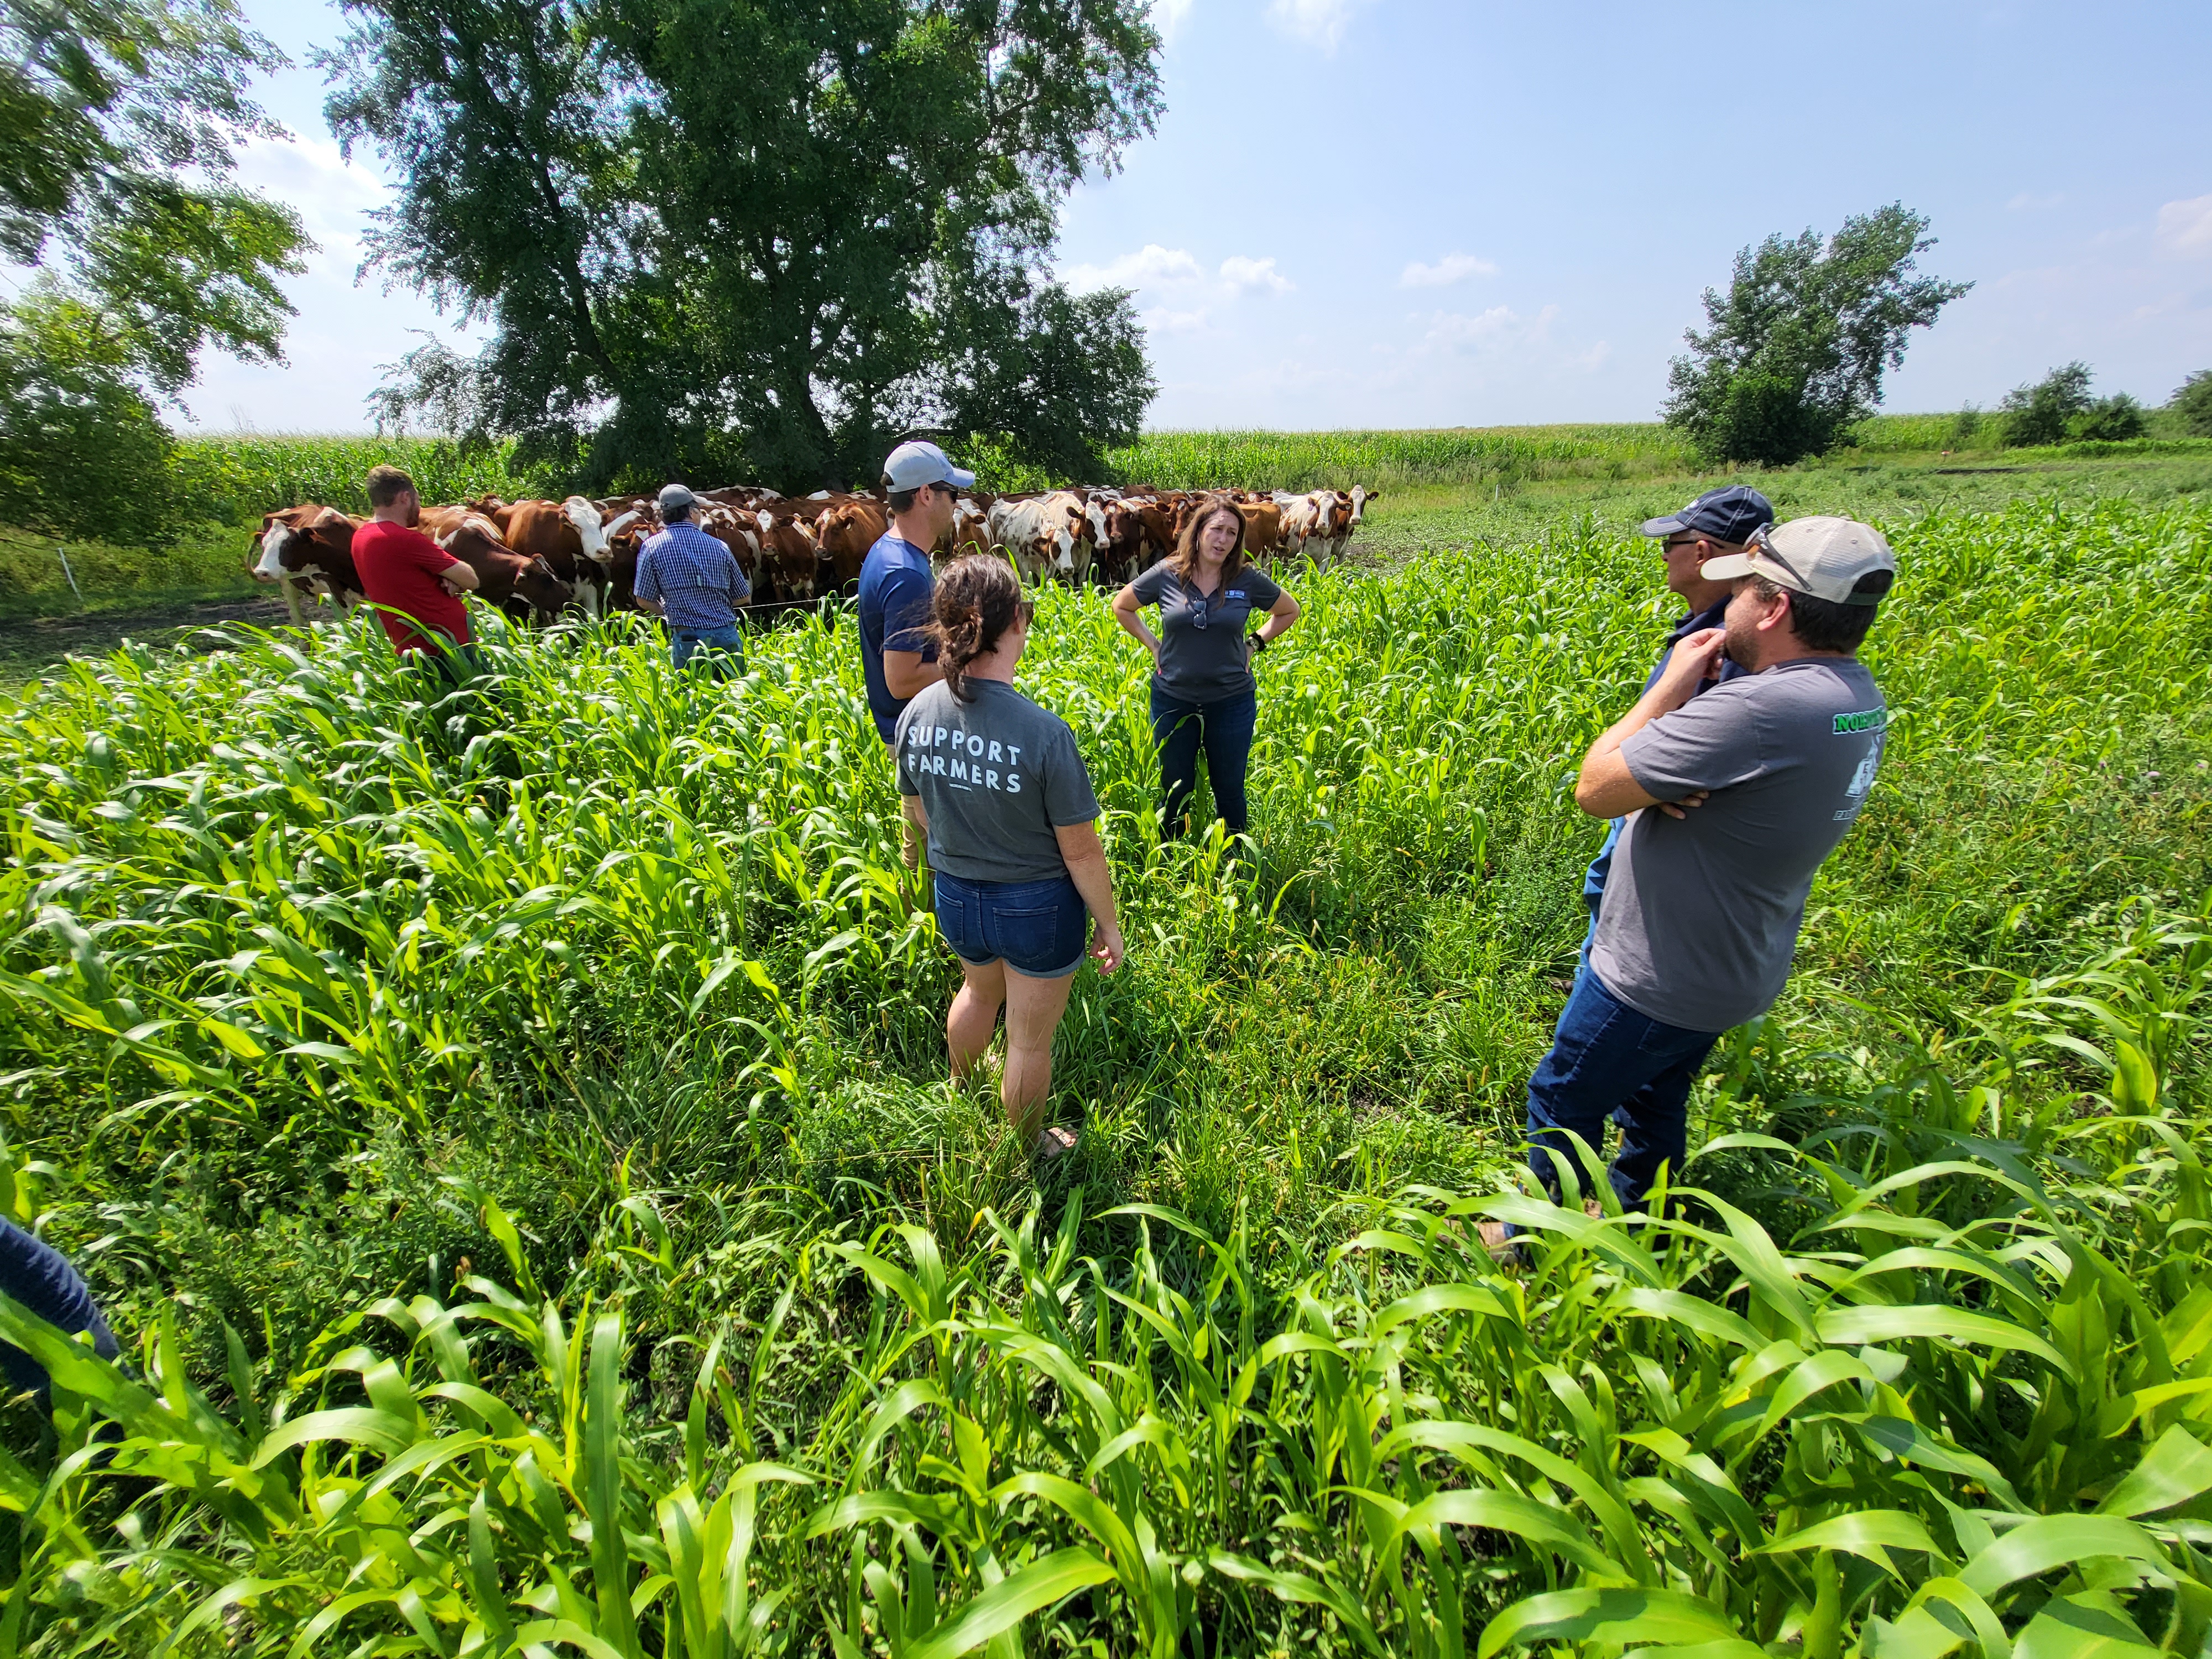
1640,485,1773,545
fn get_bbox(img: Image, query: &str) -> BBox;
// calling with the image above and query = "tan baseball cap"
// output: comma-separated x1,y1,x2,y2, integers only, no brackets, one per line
1700,515,1897,607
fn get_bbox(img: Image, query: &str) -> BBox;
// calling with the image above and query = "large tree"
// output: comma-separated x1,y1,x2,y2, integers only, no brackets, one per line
1662,205,1969,467
1,0,309,393
326,0,1163,491
0,0,308,543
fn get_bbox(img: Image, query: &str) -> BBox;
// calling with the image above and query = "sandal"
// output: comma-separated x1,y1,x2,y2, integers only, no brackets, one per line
1030,1125,1078,1162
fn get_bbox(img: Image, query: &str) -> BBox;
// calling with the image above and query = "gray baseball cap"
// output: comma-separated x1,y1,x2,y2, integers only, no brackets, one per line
1701,515,1897,606
882,440,975,493
657,482,696,513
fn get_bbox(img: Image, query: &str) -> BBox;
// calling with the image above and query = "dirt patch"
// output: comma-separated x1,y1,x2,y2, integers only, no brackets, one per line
0,594,298,679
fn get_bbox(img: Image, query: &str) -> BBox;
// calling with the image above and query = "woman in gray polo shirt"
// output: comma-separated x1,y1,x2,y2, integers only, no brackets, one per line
1111,496,1302,837
896,555,1126,1160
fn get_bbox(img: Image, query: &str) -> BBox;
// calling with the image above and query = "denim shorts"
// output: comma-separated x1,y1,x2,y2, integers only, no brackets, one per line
933,870,1088,979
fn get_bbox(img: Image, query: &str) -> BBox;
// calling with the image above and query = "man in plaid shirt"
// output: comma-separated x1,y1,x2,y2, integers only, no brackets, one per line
636,483,752,675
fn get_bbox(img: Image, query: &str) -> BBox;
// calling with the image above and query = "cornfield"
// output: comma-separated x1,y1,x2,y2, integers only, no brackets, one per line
3,495,2211,1655
171,435,555,521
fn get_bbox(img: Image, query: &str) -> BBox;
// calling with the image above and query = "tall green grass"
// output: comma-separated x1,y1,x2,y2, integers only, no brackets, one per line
1,495,2210,1652
1101,425,1698,493
171,432,552,520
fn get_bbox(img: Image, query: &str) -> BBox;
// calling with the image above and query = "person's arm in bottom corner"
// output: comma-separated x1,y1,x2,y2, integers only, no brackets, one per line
899,791,933,910
1053,819,1124,972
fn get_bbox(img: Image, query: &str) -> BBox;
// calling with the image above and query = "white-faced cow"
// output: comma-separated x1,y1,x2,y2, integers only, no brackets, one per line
249,505,366,626
989,491,1092,585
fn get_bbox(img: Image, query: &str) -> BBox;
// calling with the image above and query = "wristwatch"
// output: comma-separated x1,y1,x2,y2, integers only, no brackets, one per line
1250,633,1269,654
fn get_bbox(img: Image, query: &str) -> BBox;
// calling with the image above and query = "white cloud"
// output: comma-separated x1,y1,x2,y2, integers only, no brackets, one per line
1266,0,1371,50
1147,0,1196,44
2156,194,2212,255
1399,252,1498,288
1421,303,1560,351
1219,254,1292,294
231,131,394,267
1062,243,1204,294
1142,306,1209,335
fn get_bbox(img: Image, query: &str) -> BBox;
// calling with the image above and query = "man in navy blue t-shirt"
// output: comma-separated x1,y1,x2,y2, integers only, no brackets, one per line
858,441,972,743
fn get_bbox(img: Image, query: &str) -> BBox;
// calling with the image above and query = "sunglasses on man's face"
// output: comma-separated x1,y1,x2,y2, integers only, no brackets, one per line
1664,535,1706,552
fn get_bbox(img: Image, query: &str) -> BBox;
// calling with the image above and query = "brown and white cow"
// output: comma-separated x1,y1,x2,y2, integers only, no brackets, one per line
942,493,995,569
249,505,366,626
752,507,822,602
1232,497,1283,567
815,496,889,591
494,497,639,618
988,491,1092,585
1093,495,1153,586
419,507,572,623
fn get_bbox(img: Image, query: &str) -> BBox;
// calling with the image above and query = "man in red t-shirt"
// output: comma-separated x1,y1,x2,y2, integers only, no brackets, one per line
352,465,480,656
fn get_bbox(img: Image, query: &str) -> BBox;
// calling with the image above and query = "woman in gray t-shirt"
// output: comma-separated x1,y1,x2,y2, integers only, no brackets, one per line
1111,496,1302,838
895,555,1125,1160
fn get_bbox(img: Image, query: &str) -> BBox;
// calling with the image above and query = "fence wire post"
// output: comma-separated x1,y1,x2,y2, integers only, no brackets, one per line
54,544,82,606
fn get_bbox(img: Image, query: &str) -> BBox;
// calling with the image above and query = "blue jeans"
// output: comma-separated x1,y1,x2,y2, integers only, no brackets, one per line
934,871,1089,978
672,624,744,676
1151,683,1258,836
0,1219,118,1398
1525,966,1721,1214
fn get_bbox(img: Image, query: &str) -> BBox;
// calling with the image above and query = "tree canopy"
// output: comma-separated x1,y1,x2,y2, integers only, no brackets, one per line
325,0,1164,492
0,0,307,545
2000,363,2146,446
2169,370,2212,439
1,0,309,393
1662,205,1970,466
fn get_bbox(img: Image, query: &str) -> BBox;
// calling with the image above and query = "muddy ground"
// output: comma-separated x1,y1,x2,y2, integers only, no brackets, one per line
0,595,300,681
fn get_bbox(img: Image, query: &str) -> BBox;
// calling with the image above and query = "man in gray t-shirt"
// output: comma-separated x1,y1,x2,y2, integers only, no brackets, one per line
1492,517,1898,1238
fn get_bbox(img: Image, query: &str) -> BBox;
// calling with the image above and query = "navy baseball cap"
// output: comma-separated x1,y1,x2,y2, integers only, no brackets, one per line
1640,485,1773,545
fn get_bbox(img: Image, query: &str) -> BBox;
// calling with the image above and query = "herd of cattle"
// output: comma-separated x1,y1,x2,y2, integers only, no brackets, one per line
247,482,1383,628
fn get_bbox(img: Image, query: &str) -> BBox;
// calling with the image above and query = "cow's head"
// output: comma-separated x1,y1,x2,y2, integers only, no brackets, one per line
1349,485,1378,523
517,555,572,620
251,515,296,583
562,495,617,565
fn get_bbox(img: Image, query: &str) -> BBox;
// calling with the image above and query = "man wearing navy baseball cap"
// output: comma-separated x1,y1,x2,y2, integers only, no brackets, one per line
1489,514,1896,1254
1577,484,1774,936
859,440,977,746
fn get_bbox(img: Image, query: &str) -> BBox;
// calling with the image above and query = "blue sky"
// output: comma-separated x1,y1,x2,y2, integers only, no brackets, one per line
184,0,2212,433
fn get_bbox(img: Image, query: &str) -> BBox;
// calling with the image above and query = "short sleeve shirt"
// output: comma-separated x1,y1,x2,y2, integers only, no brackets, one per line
352,519,470,654
894,680,1101,884
637,521,749,630
858,534,939,740
1125,561,1285,702
1589,657,1887,1032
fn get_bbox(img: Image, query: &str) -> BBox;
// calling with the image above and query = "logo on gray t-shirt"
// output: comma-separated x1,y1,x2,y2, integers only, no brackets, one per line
895,680,1102,885
1589,658,1886,1034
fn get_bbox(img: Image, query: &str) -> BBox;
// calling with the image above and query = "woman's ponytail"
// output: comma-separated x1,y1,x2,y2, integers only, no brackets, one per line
926,554,1024,702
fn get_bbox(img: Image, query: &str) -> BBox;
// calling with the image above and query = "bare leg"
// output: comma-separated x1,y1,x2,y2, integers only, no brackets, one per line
948,957,1006,1082
1000,966,1077,1141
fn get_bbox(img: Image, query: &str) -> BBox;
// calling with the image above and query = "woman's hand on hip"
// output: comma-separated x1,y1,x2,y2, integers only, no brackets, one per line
1091,920,1125,974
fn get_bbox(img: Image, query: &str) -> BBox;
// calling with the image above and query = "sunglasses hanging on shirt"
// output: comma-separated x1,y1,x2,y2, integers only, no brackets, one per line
1187,580,1213,631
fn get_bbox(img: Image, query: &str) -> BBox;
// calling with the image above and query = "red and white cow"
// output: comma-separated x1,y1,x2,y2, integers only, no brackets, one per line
249,505,366,625
989,492,1092,585
419,506,572,622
